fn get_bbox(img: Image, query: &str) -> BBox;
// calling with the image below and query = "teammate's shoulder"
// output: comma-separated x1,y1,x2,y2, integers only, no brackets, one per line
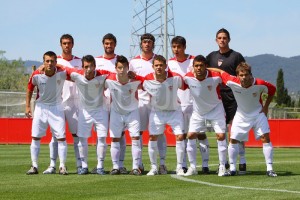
105,73,117,80
73,56,81,60
132,55,142,60
184,71,194,78
144,73,155,80
168,70,182,78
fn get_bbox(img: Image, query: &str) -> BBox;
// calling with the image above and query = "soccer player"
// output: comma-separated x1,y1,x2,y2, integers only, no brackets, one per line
105,55,142,175
26,51,68,175
43,34,82,174
206,28,247,174
92,33,128,174
142,55,186,176
183,55,228,176
209,62,277,177
63,55,110,175
129,33,167,173
168,36,210,174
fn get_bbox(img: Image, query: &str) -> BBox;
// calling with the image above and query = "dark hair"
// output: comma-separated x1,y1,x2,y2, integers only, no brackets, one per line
236,62,252,75
60,34,74,44
193,55,208,65
43,51,57,61
102,33,117,44
171,36,186,46
116,55,129,67
141,33,155,43
81,55,96,67
153,55,166,65
216,28,231,41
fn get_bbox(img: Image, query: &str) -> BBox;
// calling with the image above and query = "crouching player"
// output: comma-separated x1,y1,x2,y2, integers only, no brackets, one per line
105,55,142,175
183,55,228,176
209,62,277,177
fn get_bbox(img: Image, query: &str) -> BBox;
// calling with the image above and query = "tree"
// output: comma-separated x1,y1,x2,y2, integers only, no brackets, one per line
276,68,285,106
297,97,300,108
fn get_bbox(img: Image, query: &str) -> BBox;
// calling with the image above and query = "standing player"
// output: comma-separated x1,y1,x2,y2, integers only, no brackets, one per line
209,63,277,177
206,28,247,174
183,55,228,177
105,55,142,175
43,34,82,174
26,51,68,175
93,33,128,174
143,55,186,176
129,33,167,173
63,55,110,175
168,36,210,174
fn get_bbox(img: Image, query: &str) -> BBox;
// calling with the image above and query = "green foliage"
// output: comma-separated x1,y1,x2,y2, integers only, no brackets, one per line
0,58,28,92
275,68,293,107
298,97,300,108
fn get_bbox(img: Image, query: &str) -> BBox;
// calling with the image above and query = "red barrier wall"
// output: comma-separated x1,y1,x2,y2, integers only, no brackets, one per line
0,118,299,147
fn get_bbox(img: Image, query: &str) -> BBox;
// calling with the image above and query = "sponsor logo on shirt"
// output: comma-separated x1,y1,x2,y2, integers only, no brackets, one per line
207,85,212,91
252,93,257,97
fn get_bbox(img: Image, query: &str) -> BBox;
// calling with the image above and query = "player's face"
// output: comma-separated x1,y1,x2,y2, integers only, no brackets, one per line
153,60,167,76
216,33,230,49
193,61,207,77
103,39,116,55
172,42,186,58
83,61,96,79
43,55,57,71
60,38,73,55
115,62,129,77
237,70,253,88
141,39,154,54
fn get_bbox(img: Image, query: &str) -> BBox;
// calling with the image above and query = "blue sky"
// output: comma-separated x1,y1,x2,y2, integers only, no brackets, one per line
1,0,300,61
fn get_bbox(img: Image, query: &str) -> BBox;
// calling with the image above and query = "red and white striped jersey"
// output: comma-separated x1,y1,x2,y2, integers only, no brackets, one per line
66,68,109,111
184,71,222,115
105,73,142,115
95,55,117,72
168,55,194,106
221,72,276,118
129,54,156,101
57,55,82,103
143,71,184,111
28,67,66,105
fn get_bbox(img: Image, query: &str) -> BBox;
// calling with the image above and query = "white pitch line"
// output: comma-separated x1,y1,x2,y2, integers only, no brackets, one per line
171,175,300,194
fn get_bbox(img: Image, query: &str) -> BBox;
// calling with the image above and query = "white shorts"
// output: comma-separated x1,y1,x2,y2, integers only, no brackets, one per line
63,99,79,134
181,105,193,133
138,100,151,131
189,103,226,133
109,109,140,138
77,108,109,138
231,112,270,142
32,103,66,139
149,109,184,136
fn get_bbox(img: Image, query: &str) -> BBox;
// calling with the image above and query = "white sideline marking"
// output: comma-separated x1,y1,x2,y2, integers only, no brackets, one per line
171,175,300,194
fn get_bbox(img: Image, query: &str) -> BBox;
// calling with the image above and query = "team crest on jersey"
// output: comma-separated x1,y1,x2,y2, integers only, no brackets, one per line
218,59,223,66
95,83,100,88
207,85,212,91
129,89,133,94
252,92,257,97
169,86,173,90
57,80,61,85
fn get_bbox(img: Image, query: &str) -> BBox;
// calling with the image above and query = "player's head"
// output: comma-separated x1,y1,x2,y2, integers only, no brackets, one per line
216,28,230,41
102,33,117,55
43,51,57,70
60,34,74,44
60,34,74,54
216,28,231,49
140,33,155,53
152,55,167,76
115,55,129,75
171,36,186,57
236,62,253,88
193,55,208,77
82,55,96,79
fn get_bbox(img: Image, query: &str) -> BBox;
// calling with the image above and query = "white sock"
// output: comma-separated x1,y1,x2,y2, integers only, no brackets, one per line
217,140,228,165
263,142,274,171
119,135,126,168
73,136,81,167
238,141,246,164
58,140,67,168
49,137,58,167
148,140,158,170
31,139,40,168
199,138,209,168
176,140,185,169
157,134,167,166
78,138,88,168
139,134,143,167
131,139,141,170
186,139,197,169
182,139,188,168
97,137,107,169
111,142,120,169
228,143,238,171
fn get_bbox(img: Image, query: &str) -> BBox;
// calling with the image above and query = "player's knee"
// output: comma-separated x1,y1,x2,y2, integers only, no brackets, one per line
197,132,207,140
216,133,226,141
260,133,270,143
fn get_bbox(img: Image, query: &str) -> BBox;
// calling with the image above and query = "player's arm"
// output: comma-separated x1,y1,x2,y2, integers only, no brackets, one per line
207,67,225,74
25,75,35,118
261,81,276,116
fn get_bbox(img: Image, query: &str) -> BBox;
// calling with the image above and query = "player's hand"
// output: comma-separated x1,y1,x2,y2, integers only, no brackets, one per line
260,106,268,116
25,107,32,118
127,71,136,79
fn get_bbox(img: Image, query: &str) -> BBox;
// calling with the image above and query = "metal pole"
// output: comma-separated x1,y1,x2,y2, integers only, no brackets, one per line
163,0,168,59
